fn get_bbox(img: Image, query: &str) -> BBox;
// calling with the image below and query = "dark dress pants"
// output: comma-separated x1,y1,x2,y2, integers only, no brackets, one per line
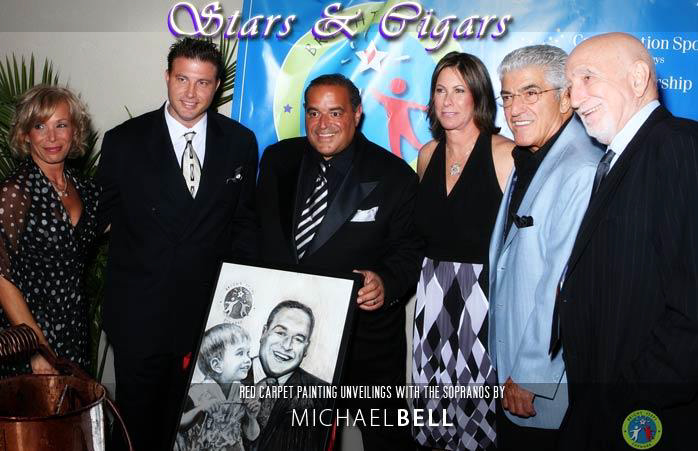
111,347,190,450
336,331,417,451
496,400,559,451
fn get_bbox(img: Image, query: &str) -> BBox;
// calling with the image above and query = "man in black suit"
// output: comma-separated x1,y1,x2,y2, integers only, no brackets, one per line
553,32,698,450
97,38,258,449
247,300,329,451
257,74,422,450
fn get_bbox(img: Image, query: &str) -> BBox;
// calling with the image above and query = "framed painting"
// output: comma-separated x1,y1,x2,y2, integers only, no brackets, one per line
172,261,361,451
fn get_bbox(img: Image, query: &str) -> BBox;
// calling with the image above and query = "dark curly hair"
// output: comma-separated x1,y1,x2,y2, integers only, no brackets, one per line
265,300,315,339
167,37,224,80
304,73,362,112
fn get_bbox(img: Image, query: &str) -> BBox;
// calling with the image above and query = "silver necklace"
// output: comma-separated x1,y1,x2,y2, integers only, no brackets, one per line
49,173,69,198
450,163,462,176
448,149,473,176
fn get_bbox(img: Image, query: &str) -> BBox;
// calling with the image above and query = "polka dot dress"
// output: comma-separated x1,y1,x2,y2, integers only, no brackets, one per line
0,158,99,376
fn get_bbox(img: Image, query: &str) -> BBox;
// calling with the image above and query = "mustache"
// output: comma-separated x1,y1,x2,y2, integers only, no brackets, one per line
312,127,340,133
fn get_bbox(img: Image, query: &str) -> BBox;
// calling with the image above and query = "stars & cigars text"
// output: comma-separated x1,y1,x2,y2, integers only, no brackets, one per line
240,384,507,399
167,1,513,52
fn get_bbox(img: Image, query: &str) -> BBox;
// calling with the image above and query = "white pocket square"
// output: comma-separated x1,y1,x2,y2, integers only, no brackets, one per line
350,206,378,222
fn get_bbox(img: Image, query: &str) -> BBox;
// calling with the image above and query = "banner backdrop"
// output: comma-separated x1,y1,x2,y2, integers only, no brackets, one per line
231,0,698,166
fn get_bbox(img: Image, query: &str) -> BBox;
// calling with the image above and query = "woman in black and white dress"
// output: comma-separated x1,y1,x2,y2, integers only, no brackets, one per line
412,52,514,450
0,85,99,376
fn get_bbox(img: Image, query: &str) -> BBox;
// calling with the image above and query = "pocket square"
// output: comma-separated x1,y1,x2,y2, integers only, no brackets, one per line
514,214,534,228
226,166,244,184
351,206,378,222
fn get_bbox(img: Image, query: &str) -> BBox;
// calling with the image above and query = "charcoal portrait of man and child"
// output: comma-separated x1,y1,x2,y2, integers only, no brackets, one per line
173,263,357,451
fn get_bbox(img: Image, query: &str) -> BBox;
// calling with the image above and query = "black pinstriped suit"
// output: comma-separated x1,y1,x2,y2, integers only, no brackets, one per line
557,106,698,450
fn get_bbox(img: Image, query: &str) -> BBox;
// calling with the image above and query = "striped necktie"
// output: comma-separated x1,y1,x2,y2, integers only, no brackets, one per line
181,131,201,197
296,162,328,259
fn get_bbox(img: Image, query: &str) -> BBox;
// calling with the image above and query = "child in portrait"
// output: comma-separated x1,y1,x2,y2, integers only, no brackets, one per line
176,323,260,451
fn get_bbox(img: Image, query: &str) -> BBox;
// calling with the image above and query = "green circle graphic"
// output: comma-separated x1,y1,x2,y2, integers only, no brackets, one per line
622,409,662,449
274,1,460,143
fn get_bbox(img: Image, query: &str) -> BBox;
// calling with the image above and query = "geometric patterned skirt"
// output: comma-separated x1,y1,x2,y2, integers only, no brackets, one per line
412,257,498,450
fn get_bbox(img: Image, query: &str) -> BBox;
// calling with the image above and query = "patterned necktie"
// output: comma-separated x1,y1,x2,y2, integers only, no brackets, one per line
257,377,278,429
295,162,328,259
591,148,616,197
181,131,201,197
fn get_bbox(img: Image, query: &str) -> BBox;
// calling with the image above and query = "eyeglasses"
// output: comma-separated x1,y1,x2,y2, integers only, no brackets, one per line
497,88,561,108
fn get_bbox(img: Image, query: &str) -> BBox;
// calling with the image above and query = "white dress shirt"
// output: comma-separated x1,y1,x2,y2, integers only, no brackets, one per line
164,101,208,167
607,100,660,169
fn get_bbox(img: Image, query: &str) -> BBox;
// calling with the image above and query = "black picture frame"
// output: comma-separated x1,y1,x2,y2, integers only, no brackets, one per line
171,260,361,451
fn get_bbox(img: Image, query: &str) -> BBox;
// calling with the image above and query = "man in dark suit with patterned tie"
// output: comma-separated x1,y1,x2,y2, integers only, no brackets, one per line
553,32,698,450
97,38,258,449
257,74,422,450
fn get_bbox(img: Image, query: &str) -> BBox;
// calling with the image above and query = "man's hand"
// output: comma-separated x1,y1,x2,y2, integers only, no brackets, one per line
502,377,536,417
354,270,384,311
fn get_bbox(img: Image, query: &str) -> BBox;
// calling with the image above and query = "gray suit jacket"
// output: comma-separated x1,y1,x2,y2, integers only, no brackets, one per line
488,117,602,428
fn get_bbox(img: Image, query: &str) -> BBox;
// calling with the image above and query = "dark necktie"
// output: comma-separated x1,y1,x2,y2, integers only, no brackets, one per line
549,148,617,356
295,162,328,259
257,377,278,429
181,131,201,197
591,148,615,197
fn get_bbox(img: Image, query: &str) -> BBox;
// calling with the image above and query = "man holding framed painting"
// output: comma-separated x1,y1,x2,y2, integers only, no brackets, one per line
256,73,423,450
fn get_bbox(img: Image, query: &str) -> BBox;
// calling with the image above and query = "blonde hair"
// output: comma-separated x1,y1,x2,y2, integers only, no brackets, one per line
9,85,90,159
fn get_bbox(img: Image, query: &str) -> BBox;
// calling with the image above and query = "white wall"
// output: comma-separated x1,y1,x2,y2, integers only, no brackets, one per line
0,1,241,143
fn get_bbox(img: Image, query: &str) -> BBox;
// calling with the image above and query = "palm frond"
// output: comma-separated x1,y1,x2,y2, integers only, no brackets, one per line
174,36,238,109
12,56,20,97
73,130,101,177
212,35,238,108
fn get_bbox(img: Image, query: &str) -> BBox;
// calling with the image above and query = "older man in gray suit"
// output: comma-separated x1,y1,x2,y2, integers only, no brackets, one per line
488,45,602,451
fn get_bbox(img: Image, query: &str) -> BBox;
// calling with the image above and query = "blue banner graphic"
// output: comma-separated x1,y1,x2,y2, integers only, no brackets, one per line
231,0,698,166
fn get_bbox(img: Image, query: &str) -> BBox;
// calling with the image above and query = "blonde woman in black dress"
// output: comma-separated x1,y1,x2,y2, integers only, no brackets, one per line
0,86,99,376
412,52,513,450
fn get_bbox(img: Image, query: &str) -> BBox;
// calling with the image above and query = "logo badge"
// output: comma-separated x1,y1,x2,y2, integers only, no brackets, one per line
223,285,253,320
622,409,662,449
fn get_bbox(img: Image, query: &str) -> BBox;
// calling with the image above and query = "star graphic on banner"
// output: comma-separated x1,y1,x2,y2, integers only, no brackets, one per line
283,104,292,113
355,41,388,73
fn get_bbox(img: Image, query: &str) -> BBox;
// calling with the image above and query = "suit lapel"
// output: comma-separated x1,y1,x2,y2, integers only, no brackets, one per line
193,115,226,208
489,169,514,288
565,106,670,274
290,149,314,262
180,114,228,238
151,106,194,207
492,170,513,255
143,106,193,239
500,118,581,254
304,136,378,257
